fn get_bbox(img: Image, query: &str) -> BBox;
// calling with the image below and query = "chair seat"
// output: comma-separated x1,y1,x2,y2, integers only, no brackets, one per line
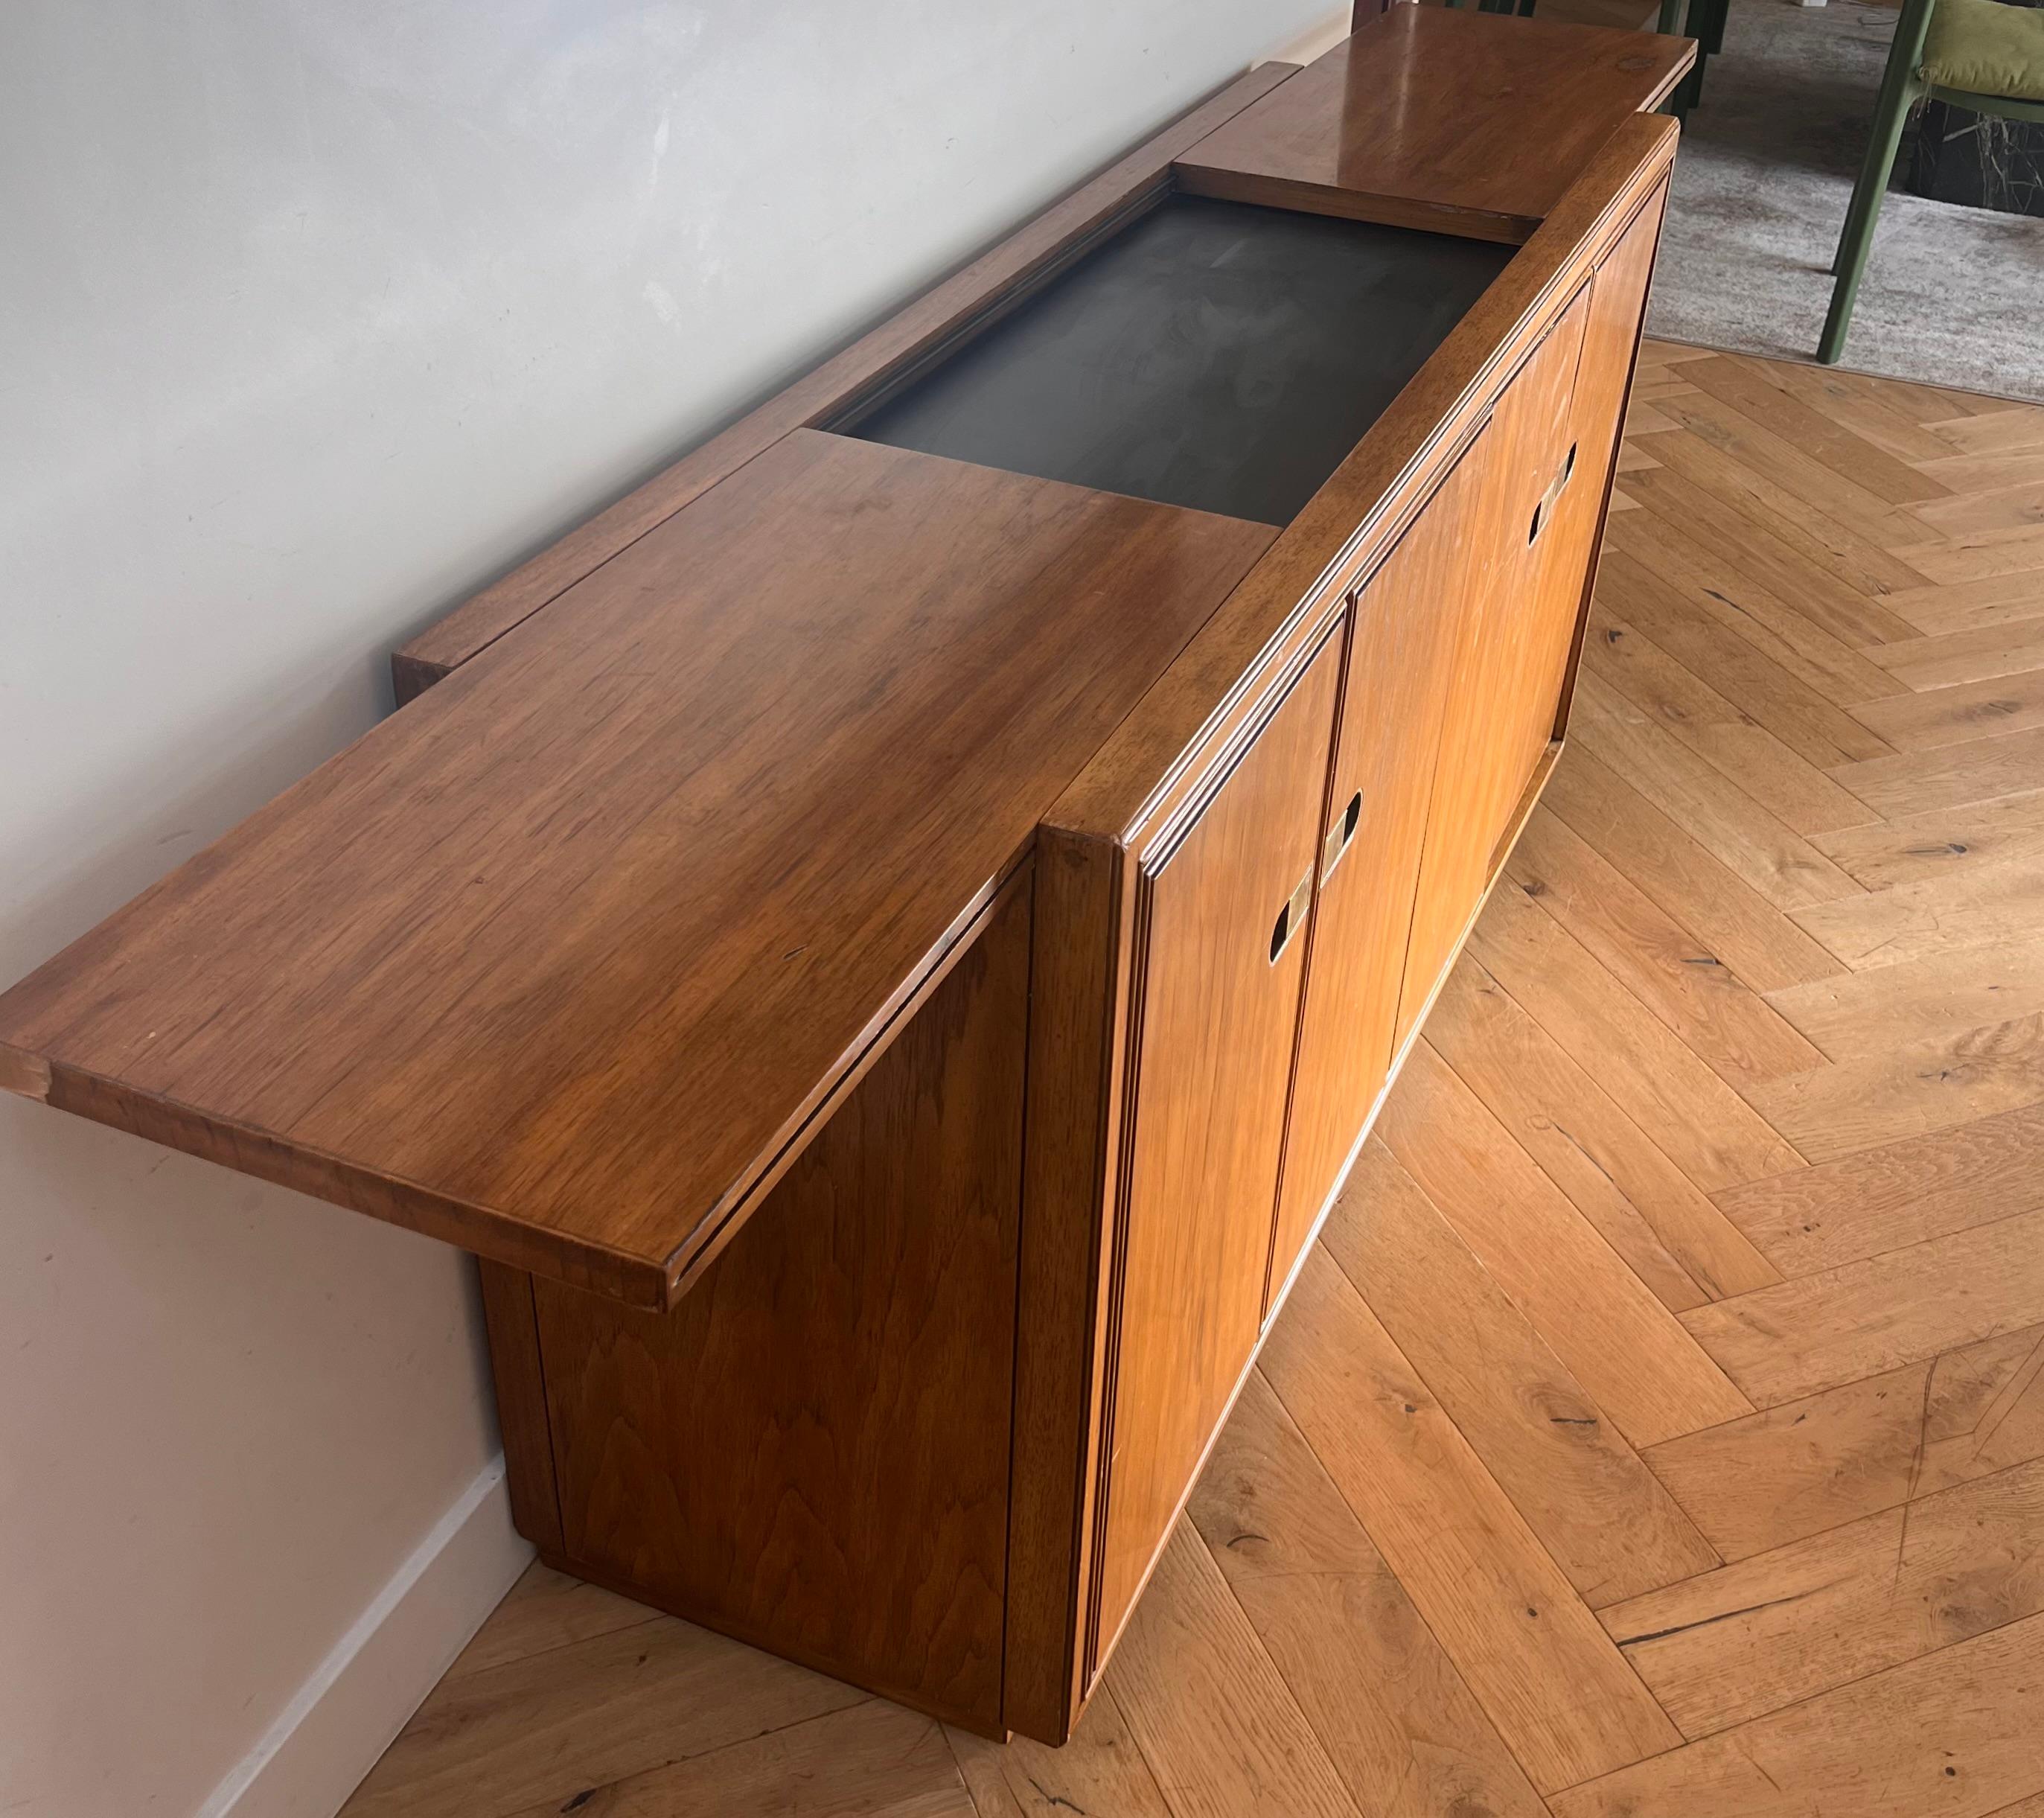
1920,0,2044,102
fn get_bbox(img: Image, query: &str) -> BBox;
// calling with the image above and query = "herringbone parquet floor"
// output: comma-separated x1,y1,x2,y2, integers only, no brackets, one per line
340,344,2044,1818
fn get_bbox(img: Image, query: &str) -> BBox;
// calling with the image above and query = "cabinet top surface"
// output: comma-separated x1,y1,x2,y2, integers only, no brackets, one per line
0,430,1274,1305
1177,7,1693,235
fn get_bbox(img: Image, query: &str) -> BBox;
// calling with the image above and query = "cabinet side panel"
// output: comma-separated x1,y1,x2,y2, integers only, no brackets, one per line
1004,828,1131,1744
531,873,1031,1735
477,1259,565,1556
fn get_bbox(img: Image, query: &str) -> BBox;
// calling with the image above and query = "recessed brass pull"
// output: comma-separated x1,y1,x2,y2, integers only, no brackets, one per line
1321,789,1363,881
1528,442,1580,546
1268,867,1314,965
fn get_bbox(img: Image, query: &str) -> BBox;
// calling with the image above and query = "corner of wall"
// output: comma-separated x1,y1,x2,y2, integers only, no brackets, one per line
196,1458,532,1818
1258,3,1354,68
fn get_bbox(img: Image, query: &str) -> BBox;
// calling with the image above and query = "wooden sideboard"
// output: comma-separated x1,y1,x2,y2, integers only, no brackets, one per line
0,9,1690,1747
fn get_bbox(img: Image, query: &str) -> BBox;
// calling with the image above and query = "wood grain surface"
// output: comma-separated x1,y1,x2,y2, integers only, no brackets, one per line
1176,7,1691,242
0,433,1271,1307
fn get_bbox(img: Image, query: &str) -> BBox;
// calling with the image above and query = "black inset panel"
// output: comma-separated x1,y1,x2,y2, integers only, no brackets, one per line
845,195,1511,527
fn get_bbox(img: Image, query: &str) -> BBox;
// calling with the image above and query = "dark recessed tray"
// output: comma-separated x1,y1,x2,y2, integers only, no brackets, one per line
839,193,1512,527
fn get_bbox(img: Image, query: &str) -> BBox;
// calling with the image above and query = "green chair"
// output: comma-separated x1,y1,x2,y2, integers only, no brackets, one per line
1821,0,2044,363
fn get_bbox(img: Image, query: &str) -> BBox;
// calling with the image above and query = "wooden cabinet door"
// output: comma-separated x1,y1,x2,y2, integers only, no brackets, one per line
1399,292,1589,1049
1265,434,1500,1308
1516,185,1668,767
1086,630,1343,1683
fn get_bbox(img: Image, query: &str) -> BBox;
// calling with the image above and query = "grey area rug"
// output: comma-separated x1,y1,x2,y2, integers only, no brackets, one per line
1647,0,2044,399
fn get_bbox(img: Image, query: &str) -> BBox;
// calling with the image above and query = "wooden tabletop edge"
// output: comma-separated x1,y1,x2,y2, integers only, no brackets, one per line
33,1059,677,1310
0,1041,52,1101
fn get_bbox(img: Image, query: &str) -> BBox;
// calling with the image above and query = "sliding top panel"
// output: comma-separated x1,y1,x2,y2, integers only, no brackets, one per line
846,194,1510,528
0,430,1275,1310
1175,7,1693,240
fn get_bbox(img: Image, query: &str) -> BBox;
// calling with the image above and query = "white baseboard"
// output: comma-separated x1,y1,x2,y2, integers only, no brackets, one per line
196,1457,534,1818
1260,3,1354,69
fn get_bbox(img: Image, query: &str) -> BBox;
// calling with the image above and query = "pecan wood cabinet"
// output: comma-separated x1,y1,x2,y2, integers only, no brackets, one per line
0,10,1690,1749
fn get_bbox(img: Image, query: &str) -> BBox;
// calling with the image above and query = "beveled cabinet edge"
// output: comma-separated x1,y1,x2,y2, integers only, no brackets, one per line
1003,825,1136,1742
389,60,1302,697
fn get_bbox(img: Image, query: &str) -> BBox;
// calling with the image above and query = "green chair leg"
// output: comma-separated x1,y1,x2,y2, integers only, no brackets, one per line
1821,0,1939,361
1658,0,1686,35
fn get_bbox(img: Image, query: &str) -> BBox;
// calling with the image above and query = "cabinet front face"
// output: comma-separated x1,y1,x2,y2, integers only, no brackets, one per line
1265,430,1501,1304
1085,630,1344,1683
1399,290,1591,1047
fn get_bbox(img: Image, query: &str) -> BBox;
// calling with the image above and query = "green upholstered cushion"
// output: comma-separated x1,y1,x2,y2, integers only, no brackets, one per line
1921,0,2044,101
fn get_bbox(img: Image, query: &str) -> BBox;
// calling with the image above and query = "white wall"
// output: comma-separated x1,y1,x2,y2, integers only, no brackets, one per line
0,2,1343,1814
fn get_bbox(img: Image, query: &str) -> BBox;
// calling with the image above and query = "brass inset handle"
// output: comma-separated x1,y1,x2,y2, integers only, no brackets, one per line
1528,441,1580,546
1269,867,1314,965
1322,790,1363,882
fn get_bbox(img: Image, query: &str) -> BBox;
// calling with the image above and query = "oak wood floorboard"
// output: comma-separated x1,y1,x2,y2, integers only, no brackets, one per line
1601,1455,2044,1736
1809,786,2044,890
1187,1368,1549,1818
1792,843,2044,968
1897,521,2044,584
338,1617,864,1818
1548,1610,2044,1818
1914,447,2044,494
1464,873,1808,1192
1851,669,2044,751
1632,422,1936,595
1680,1206,2044,1406
1425,958,1781,1304
1868,615,2044,690
1642,1327,2044,1559
1742,1010,2044,1164
1763,354,1979,464
1930,406,2044,455
1645,385,1944,555
948,1687,1174,1818
1910,474,2044,542
500,1700,974,1818
1105,1522,1363,1818
1580,610,1882,835
1881,569,2044,637
1259,1246,1681,1792
1594,546,1897,767
1766,938,2044,1058
1675,352,1952,504
1619,464,1925,648
1542,748,1850,992
1571,672,1867,910
1505,808,1829,1088
1378,1043,1755,1442
1600,500,1909,706
1322,1138,1722,1604
441,1563,659,1683
1714,1100,2044,1275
